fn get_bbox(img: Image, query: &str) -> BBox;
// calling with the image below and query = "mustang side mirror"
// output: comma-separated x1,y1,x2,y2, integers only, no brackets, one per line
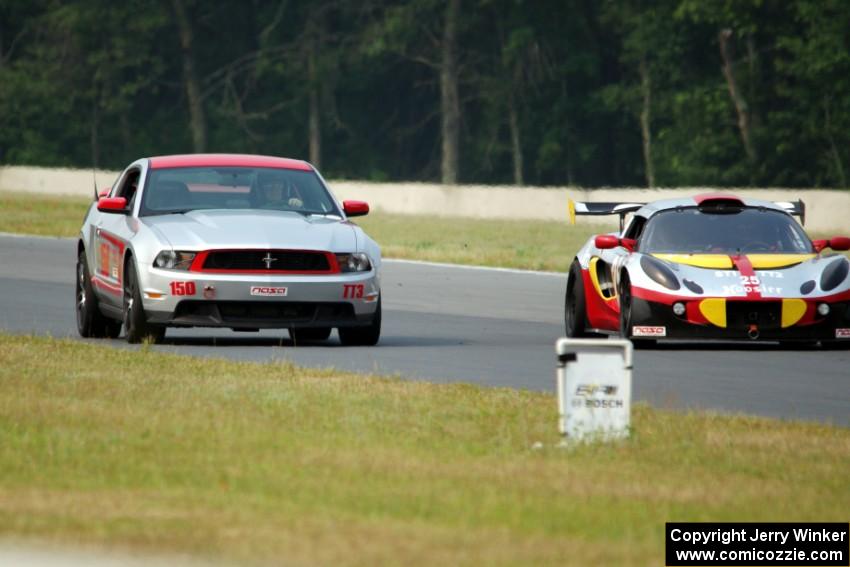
595,235,635,251
343,200,369,217
97,197,129,214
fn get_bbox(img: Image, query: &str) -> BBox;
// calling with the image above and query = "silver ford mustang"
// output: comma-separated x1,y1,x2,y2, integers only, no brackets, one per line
76,154,381,345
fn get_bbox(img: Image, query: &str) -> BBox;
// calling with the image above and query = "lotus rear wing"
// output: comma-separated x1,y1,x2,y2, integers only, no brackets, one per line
568,198,806,230
568,200,645,232
775,200,806,226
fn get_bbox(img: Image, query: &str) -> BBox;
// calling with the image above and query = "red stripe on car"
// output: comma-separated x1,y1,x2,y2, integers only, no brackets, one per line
693,193,744,205
91,276,122,296
731,255,761,299
149,154,313,171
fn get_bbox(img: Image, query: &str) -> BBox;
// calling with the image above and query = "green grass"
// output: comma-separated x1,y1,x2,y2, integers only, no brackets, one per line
356,213,606,271
1,333,848,565
0,191,92,238
0,191,605,271
3,190,846,270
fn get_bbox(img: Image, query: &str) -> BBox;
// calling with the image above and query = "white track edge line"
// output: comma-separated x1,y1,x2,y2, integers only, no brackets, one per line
382,258,563,277
0,231,74,240
0,232,565,277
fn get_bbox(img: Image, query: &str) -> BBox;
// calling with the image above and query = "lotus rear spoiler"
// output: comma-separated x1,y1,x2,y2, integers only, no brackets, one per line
568,200,645,232
775,200,806,226
568,198,807,229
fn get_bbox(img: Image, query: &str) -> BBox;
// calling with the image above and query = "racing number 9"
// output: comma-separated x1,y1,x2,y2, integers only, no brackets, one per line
169,281,196,296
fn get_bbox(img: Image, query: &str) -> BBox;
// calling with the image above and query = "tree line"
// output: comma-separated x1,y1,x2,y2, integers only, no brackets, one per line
1,0,848,189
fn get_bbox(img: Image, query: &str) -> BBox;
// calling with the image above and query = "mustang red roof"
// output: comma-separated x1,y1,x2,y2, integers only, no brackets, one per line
149,154,313,171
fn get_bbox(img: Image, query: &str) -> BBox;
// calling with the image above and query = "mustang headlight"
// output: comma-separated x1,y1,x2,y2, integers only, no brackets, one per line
154,250,196,270
336,253,372,273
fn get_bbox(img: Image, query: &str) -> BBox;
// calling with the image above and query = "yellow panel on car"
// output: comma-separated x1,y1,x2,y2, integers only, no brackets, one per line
781,298,807,328
588,257,609,299
747,254,816,269
699,298,727,328
652,254,733,269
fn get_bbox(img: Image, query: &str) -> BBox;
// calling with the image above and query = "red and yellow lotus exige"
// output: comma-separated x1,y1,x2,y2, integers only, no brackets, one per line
565,194,850,346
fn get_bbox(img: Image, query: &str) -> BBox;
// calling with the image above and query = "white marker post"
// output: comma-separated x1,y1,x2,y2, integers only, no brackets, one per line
556,338,633,442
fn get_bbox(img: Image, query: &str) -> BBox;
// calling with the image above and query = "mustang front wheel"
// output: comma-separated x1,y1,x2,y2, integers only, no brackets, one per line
338,298,381,346
290,327,332,343
123,260,165,344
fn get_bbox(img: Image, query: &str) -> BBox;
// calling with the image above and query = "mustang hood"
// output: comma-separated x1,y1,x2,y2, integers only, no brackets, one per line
142,209,358,252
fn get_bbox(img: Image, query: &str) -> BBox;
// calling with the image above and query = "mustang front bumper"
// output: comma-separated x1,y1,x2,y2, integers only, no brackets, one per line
139,267,379,329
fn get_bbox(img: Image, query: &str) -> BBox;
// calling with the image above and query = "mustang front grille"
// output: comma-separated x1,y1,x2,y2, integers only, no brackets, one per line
191,250,335,273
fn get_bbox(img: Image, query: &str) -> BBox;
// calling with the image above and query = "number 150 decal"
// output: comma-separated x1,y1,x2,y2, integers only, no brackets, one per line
170,281,196,296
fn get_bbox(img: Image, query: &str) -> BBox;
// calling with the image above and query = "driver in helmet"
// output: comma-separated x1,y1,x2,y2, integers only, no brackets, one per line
258,172,303,209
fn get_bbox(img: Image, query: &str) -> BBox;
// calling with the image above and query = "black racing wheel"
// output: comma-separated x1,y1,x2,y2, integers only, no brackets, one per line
290,327,332,343
618,271,655,348
76,250,121,338
565,260,591,337
338,298,381,346
123,259,165,344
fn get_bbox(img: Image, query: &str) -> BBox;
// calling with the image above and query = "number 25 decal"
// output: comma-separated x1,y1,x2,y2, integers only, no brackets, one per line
343,284,364,299
170,281,196,296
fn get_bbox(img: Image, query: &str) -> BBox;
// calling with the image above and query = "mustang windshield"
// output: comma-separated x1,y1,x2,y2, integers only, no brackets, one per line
639,207,812,254
140,167,340,217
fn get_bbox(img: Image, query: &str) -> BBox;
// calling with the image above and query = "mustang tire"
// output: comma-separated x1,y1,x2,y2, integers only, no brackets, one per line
123,259,165,344
290,327,332,343
338,298,381,346
76,251,122,338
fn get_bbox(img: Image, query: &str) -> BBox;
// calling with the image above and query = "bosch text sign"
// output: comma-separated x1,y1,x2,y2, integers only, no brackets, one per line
556,338,633,441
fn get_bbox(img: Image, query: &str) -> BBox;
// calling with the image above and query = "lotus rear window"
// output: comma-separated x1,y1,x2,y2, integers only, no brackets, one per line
639,207,812,254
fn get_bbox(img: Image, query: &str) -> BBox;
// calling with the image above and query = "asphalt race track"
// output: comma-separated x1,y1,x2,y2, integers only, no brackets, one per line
1,233,848,426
